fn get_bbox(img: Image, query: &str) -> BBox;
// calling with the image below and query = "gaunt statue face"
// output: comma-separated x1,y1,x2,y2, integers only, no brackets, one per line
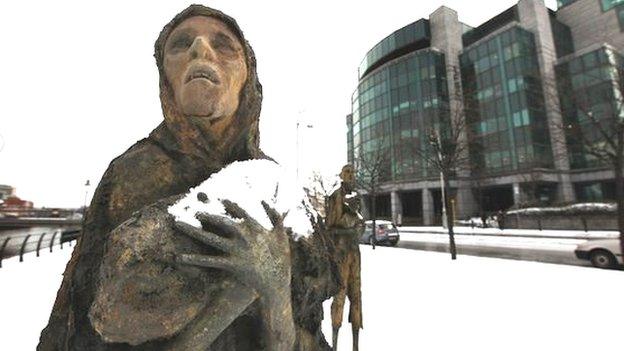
164,16,248,124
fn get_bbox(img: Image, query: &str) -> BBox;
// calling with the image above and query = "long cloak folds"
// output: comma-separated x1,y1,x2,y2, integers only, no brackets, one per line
38,5,336,351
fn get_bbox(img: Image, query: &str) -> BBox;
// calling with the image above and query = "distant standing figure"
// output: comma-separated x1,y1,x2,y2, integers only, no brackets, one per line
326,165,364,351
497,210,506,230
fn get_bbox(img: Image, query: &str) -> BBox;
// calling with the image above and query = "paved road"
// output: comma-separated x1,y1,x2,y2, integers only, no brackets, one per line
395,232,593,267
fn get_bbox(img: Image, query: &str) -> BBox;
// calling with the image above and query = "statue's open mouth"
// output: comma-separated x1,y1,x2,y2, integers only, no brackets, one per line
186,67,220,84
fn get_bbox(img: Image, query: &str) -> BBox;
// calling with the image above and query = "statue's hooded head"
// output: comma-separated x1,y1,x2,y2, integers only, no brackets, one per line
154,5,263,161
340,164,355,192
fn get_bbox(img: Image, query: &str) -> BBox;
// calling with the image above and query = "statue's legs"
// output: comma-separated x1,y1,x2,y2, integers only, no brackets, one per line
332,248,363,351
347,249,362,351
352,326,359,351
331,259,348,350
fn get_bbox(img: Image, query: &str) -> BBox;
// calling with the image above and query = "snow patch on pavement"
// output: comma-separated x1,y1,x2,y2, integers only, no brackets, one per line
507,202,616,215
400,226,619,239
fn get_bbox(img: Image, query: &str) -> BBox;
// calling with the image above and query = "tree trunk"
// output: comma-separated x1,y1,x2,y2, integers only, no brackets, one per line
443,176,457,260
371,192,377,250
615,129,624,260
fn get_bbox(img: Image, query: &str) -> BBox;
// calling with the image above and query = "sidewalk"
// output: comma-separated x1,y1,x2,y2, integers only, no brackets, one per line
399,226,619,240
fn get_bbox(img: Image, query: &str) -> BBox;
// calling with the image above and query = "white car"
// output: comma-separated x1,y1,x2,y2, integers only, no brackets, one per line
575,239,623,269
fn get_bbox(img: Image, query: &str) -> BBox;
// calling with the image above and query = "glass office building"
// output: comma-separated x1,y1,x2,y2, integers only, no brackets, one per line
352,49,450,182
461,27,553,175
556,47,624,200
348,0,624,225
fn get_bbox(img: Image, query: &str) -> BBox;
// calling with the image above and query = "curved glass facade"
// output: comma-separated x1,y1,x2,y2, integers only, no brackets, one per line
351,49,449,183
358,20,431,79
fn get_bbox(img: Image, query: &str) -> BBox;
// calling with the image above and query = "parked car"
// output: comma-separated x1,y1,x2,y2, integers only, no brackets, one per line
575,239,623,269
360,220,400,246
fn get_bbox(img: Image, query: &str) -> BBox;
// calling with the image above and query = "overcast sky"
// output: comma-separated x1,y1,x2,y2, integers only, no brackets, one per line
0,0,558,208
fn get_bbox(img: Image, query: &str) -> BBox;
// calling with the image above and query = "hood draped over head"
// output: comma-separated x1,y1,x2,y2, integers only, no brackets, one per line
152,4,264,162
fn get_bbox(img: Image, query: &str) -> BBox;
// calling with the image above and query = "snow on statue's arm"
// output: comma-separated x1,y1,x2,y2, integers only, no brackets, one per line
89,160,312,350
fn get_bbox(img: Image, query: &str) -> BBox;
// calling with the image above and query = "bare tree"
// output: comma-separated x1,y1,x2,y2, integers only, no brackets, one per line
354,133,391,249
551,49,624,257
409,66,474,260
513,168,541,207
303,171,338,218
468,138,489,227
420,117,469,260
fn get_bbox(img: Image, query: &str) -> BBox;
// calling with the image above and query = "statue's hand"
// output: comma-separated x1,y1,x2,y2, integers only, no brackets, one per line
174,200,291,302
174,200,295,350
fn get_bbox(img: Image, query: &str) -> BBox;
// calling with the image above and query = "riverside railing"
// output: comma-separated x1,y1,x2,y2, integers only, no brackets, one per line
0,228,80,267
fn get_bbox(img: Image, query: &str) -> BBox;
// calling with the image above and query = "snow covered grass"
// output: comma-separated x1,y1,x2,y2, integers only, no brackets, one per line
399,232,584,251
168,160,314,239
2,244,624,350
507,202,616,215
323,246,624,351
400,226,619,239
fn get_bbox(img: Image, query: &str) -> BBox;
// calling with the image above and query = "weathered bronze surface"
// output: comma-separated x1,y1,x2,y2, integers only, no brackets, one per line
326,165,364,351
38,5,336,350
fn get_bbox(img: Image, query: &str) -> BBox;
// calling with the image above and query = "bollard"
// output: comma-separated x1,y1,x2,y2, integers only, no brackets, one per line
0,237,11,268
50,231,59,253
36,233,47,257
19,235,32,262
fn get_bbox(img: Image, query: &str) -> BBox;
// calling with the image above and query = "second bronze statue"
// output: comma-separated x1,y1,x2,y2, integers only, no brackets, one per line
326,165,365,351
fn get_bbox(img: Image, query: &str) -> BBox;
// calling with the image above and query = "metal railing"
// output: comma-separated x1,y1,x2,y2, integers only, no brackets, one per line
0,229,80,267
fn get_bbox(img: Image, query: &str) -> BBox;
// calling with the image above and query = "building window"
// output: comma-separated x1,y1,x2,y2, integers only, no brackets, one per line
601,0,624,11
618,5,624,31
557,0,578,8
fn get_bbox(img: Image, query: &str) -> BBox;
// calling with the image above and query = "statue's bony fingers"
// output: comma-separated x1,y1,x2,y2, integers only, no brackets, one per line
173,221,234,253
196,212,244,239
261,201,282,229
176,253,236,272
222,200,261,227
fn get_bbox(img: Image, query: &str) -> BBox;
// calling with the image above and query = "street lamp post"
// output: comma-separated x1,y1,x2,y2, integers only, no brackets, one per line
83,180,91,218
296,120,314,182
440,171,448,228
430,129,448,228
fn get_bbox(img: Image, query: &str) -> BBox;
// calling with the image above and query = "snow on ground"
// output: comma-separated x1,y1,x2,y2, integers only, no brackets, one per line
323,246,624,351
0,247,73,350
168,159,314,239
2,244,624,350
401,226,619,239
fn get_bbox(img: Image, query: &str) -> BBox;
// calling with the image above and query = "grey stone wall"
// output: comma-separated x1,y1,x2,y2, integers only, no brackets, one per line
557,0,624,52
518,0,576,202
430,6,477,218
504,213,618,230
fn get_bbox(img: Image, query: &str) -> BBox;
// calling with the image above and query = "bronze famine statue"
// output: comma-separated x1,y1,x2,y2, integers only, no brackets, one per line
326,165,364,351
38,5,336,351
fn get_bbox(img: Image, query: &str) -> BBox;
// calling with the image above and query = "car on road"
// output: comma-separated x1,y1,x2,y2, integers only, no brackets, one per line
360,220,400,246
575,239,623,269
